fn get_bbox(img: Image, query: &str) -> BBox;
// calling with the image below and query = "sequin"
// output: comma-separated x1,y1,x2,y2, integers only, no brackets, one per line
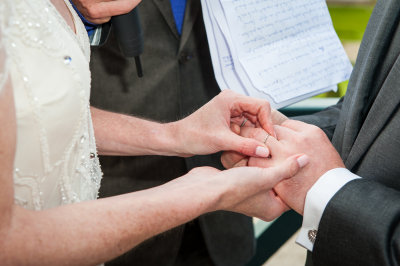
64,56,72,65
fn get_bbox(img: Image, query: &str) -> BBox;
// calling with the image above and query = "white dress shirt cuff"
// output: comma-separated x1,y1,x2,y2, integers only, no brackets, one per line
296,168,361,251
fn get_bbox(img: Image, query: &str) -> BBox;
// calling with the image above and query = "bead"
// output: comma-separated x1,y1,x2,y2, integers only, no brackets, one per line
90,153,95,159
64,56,72,65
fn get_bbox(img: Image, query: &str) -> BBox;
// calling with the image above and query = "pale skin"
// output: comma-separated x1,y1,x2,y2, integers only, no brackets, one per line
69,0,142,24
0,78,307,265
0,1,310,265
222,119,345,215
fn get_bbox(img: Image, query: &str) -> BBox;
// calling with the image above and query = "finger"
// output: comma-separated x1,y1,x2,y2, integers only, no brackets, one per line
230,123,241,135
274,125,298,141
281,119,310,132
221,132,270,158
88,0,141,19
239,127,267,140
221,151,247,169
233,158,249,168
259,154,309,189
239,127,281,153
261,190,291,219
239,114,257,128
248,156,274,168
231,117,243,128
233,191,288,221
231,116,256,128
227,93,275,137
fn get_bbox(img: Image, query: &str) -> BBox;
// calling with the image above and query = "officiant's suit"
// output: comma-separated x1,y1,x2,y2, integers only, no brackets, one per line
297,1,400,265
89,0,254,265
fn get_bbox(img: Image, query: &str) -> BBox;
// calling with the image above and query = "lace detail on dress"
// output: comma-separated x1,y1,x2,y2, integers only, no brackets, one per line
7,0,102,210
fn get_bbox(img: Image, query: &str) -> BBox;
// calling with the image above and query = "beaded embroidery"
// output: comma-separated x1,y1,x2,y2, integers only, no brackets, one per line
4,0,102,210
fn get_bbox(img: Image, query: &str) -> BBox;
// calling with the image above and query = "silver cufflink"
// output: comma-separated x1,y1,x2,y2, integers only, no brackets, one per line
308,229,318,244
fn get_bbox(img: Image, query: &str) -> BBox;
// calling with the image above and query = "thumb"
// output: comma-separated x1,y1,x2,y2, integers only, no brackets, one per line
222,132,270,158
261,154,309,188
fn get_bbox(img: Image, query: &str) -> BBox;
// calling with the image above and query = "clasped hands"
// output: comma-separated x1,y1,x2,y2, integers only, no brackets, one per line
169,90,344,221
222,116,345,216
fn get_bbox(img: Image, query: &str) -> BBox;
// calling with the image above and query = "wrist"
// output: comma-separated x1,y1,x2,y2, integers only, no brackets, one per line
154,121,192,157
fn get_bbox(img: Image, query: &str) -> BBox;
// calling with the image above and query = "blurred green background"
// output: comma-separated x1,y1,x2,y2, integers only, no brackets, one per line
318,2,375,98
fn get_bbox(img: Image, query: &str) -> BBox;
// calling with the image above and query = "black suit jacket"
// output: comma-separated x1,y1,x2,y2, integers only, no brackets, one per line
89,1,254,265
297,1,400,265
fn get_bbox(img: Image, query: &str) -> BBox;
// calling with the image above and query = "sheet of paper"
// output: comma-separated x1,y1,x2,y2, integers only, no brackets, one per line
201,0,352,108
203,0,269,100
201,0,243,94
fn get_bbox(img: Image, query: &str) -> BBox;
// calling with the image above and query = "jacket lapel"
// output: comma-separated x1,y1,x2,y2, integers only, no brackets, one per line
178,0,200,52
345,58,400,170
152,0,180,39
332,0,400,166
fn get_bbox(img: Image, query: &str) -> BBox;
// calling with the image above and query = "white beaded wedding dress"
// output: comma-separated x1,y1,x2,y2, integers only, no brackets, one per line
0,0,102,210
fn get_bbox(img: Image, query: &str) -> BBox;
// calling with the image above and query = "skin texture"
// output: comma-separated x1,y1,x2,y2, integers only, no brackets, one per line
222,109,288,168
92,90,275,158
0,2,310,264
70,0,142,24
0,76,307,263
222,120,345,214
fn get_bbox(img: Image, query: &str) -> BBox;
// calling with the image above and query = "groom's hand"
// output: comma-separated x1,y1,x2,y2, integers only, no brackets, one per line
245,120,345,214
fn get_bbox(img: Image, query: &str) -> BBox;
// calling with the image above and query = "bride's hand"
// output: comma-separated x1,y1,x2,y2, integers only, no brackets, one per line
221,109,288,169
70,0,142,24
173,90,275,158
174,154,309,221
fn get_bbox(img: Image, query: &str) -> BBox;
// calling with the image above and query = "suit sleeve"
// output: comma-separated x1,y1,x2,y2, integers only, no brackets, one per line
312,179,400,266
291,97,344,140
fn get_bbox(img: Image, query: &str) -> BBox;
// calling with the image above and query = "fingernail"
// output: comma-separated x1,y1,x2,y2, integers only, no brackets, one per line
297,155,309,168
256,146,270,157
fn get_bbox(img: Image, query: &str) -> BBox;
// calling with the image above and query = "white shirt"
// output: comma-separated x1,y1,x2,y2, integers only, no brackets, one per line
296,168,361,251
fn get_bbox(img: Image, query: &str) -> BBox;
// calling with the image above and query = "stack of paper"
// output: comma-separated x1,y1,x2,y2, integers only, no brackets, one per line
201,0,353,108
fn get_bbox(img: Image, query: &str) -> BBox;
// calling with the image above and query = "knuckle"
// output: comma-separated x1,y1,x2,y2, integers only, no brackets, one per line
263,101,271,110
248,128,258,139
85,5,101,19
281,119,292,127
309,125,326,139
